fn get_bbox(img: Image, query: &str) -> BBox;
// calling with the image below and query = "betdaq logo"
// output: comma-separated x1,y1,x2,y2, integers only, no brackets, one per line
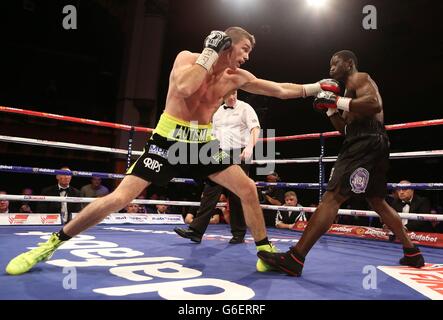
143,158,163,172
41,215,60,225
8,214,29,225
17,232,254,300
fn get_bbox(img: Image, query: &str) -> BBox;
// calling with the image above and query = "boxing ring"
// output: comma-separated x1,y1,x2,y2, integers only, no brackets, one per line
1,106,443,300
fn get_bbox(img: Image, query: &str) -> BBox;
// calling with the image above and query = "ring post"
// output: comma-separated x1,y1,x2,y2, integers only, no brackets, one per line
319,133,325,202
126,126,135,171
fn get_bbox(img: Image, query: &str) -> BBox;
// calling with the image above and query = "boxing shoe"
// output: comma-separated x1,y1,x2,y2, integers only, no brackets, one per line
174,227,203,243
399,245,425,268
256,243,278,272
257,247,305,276
229,235,245,244
6,233,65,275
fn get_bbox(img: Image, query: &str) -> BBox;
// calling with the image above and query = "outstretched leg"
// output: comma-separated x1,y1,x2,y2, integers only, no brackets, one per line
367,197,424,267
257,189,349,276
208,165,277,272
294,190,348,256
6,175,149,275
209,165,266,241
367,197,413,247
64,175,150,236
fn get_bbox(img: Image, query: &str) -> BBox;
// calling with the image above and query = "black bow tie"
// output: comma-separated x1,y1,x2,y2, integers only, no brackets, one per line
59,188,68,192
402,200,411,206
223,106,234,110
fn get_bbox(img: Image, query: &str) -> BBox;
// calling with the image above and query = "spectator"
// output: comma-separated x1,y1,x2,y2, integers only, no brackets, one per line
19,187,34,213
125,203,141,214
135,187,150,213
22,188,33,196
19,203,33,213
80,177,110,208
390,180,432,232
37,166,81,223
259,172,285,205
148,197,170,214
431,207,443,233
143,193,159,213
0,191,10,214
136,200,148,213
258,172,285,226
155,203,170,214
275,191,305,229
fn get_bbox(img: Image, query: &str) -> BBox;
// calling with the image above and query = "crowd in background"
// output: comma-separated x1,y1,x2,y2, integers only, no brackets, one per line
1,168,442,233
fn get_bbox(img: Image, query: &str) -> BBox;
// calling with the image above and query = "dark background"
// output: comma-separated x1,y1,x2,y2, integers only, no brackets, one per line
0,0,442,207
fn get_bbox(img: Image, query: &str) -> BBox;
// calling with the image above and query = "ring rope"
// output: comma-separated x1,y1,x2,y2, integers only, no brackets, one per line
2,134,442,163
1,106,442,142
0,165,194,184
1,164,443,190
0,106,153,133
260,119,443,142
0,134,143,156
1,194,442,222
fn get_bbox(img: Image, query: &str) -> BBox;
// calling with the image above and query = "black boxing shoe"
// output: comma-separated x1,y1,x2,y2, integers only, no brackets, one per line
174,227,202,243
257,248,305,277
399,245,425,268
229,235,245,244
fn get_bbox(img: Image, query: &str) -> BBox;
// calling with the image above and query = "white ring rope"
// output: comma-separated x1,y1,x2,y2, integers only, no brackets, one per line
1,194,442,222
1,134,442,163
254,150,443,164
0,135,143,156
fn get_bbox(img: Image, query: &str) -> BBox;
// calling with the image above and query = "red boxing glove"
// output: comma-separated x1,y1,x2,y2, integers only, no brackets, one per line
302,79,340,97
313,91,338,111
318,79,340,94
313,91,352,115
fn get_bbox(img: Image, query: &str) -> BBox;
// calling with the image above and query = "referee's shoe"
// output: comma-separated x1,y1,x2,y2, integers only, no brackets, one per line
174,227,203,243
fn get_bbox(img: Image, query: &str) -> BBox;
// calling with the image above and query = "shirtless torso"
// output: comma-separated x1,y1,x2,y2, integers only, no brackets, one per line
342,72,384,124
165,52,258,123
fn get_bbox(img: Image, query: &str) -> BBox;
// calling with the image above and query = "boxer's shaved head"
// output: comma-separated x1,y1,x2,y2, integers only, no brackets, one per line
333,50,358,69
330,50,358,80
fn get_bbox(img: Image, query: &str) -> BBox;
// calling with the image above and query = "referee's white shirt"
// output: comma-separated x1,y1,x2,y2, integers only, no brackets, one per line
212,100,260,151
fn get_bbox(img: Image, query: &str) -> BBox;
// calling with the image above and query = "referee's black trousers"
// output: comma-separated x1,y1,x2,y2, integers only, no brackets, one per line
190,162,249,238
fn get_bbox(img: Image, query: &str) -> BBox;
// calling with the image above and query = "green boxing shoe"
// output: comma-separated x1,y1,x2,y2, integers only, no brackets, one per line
256,243,278,272
5,233,65,275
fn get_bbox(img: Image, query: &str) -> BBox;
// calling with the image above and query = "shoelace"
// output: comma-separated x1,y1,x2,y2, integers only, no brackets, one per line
30,236,62,261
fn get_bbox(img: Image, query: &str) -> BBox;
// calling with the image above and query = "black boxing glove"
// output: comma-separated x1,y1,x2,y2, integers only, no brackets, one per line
302,79,340,97
196,31,232,71
313,91,352,116
204,30,232,53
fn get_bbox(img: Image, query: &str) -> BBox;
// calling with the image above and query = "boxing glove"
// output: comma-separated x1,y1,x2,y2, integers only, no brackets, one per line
196,31,232,71
313,91,351,116
204,31,232,53
303,78,340,97
319,79,340,94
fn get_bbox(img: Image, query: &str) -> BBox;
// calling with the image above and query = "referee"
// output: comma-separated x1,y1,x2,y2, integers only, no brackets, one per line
175,89,261,244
